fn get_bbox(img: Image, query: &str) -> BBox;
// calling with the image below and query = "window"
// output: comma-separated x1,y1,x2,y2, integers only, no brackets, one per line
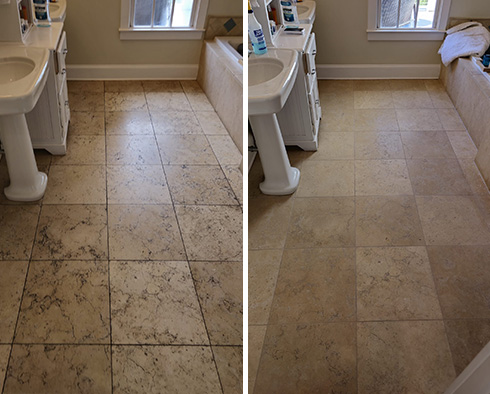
120,0,209,40
367,0,452,41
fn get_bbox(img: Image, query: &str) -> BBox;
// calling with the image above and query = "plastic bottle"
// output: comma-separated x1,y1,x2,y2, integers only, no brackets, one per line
248,8,267,55
32,0,51,27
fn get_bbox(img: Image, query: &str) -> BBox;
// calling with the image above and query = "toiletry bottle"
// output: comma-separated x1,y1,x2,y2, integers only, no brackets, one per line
32,0,51,27
248,4,267,55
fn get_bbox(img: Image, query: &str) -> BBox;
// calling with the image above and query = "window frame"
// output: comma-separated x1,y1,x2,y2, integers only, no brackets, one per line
120,0,209,40
367,0,452,41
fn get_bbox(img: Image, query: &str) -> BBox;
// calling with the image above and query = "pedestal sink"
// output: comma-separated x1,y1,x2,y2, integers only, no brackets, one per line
48,0,67,22
249,49,300,195
0,45,49,201
297,1,316,24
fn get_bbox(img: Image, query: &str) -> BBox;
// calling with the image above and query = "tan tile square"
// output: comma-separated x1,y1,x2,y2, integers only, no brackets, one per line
312,132,355,159
297,160,355,197
354,109,399,131
269,248,356,324
255,323,357,394
195,111,228,135
249,196,294,250
320,109,355,132
68,112,105,135
15,260,110,344
33,205,108,260
105,111,153,135
428,246,490,318
459,159,490,195
392,90,433,109
319,80,355,93
354,91,394,109
107,165,171,204
355,160,412,195
416,196,490,245
190,261,242,345
249,326,267,393
181,81,214,111
107,135,161,165
104,92,147,112
356,196,425,246
165,165,237,205
353,80,392,91
0,206,39,260
108,205,185,260
146,92,192,112
396,109,444,131
407,159,472,195
110,260,207,344
425,80,446,92
142,80,183,92
358,321,456,393
447,131,478,159
0,345,9,385
438,108,466,130
222,164,243,204
213,346,242,394
355,131,404,159
357,247,442,321
207,135,241,166
104,81,143,92
151,111,202,134
175,205,242,261
0,261,28,342
43,165,106,204
286,197,356,248
68,91,105,112
112,345,221,394
429,90,455,108
4,345,111,394
389,80,427,91
401,131,456,159
52,135,106,165
156,134,217,165
320,91,354,111
67,81,104,92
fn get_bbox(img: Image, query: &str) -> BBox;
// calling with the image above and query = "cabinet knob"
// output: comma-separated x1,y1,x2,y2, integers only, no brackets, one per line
63,49,68,55
311,69,316,75
65,100,69,106
312,50,317,55
315,99,320,105
62,69,66,75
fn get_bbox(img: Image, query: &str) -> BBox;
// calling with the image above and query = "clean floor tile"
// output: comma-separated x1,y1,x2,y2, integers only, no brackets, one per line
142,80,183,92
104,92,147,112
106,135,161,165
249,326,267,393
151,111,202,134
146,92,192,112
68,92,105,112
396,109,444,130
355,132,404,159
0,206,39,260
68,81,104,92
213,346,243,394
52,135,106,165
355,160,412,195
438,108,466,130
104,80,143,92
195,111,229,135
401,131,456,159
156,134,218,165
0,345,9,386
354,109,399,131
297,160,355,197
68,112,105,135
313,132,355,159
105,111,153,135
446,131,478,159
392,90,433,109
354,91,393,109
207,135,242,166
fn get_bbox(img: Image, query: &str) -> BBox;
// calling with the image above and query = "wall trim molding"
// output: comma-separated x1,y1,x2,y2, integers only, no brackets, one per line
67,64,199,80
317,63,441,80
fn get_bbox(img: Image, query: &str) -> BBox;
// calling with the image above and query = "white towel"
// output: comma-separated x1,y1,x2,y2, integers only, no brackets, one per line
438,22,490,66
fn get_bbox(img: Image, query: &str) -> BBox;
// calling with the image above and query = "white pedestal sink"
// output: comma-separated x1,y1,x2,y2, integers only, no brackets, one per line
249,49,300,195
297,1,316,24
0,45,49,201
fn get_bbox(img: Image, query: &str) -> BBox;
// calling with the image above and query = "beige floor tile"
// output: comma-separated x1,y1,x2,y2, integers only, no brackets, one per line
110,260,208,345
286,197,356,249
356,160,412,195
43,165,106,204
459,159,490,195
425,79,446,92
428,246,490,318
357,247,442,321
249,196,294,250
354,91,394,109
312,132,355,160
190,261,242,345
15,260,110,344
186,91,215,112
33,205,108,260
207,135,242,166
447,131,478,159
249,325,267,393
416,196,490,245
354,109,399,131
68,91,105,112
438,108,467,130
142,80,183,92
195,111,229,135
68,81,104,93
4,345,111,394
320,109,355,132
355,131,404,159
165,165,238,205
429,90,455,108
156,134,218,165
287,147,315,169
389,79,427,91
104,92,147,112
249,249,282,325
175,205,242,261
106,135,161,165
107,165,171,204
445,319,490,375
269,248,356,324
146,92,192,112
255,323,357,394
356,196,425,246
319,80,355,93
0,261,28,343
52,135,106,165
0,345,9,385
68,112,105,135
104,80,143,92
353,80,392,91
151,111,202,134
112,345,221,394
108,205,185,261
213,346,243,394
392,90,433,109
105,111,153,135
396,108,444,130
320,91,354,111
0,206,39,260
297,160,355,197
407,159,472,195
357,321,456,394
222,164,243,204
401,131,456,159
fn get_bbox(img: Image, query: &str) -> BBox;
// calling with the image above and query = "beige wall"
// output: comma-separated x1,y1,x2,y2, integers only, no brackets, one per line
314,0,490,65
65,0,241,65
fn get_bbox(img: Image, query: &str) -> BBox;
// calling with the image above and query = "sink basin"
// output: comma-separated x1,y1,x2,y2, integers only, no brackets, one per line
297,1,316,24
48,0,66,22
0,58,35,84
249,49,299,116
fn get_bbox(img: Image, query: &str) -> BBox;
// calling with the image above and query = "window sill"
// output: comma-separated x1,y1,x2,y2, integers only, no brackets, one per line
119,28,206,40
367,29,446,41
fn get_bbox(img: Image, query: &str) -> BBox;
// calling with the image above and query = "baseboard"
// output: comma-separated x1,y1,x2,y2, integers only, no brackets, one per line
317,63,441,80
67,64,199,80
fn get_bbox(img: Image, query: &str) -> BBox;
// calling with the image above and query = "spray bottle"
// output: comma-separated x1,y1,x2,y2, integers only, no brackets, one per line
32,0,51,27
248,1,267,55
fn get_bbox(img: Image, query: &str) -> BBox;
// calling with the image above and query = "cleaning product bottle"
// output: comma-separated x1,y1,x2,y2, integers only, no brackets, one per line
32,0,51,27
248,2,267,55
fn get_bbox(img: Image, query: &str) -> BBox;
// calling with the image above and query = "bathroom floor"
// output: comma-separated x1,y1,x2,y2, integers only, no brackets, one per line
249,79,490,393
0,80,243,393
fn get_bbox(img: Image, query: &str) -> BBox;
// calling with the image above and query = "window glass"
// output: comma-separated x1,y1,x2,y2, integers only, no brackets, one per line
380,0,438,29
133,0,195,28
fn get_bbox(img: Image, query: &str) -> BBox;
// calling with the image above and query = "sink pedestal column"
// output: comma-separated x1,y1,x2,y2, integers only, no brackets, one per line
0,114,48,201
249,113,300,195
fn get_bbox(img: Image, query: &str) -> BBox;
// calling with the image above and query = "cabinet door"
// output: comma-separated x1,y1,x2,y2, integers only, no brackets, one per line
304,32,317,75
58,78,70,139
56,31,68,92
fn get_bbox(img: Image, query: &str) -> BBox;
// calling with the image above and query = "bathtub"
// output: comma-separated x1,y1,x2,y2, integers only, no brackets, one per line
215,36,243,63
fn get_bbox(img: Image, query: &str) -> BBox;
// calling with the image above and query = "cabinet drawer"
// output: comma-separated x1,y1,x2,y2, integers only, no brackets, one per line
304,32,317,76
55,31,68,91
58,78,70,138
